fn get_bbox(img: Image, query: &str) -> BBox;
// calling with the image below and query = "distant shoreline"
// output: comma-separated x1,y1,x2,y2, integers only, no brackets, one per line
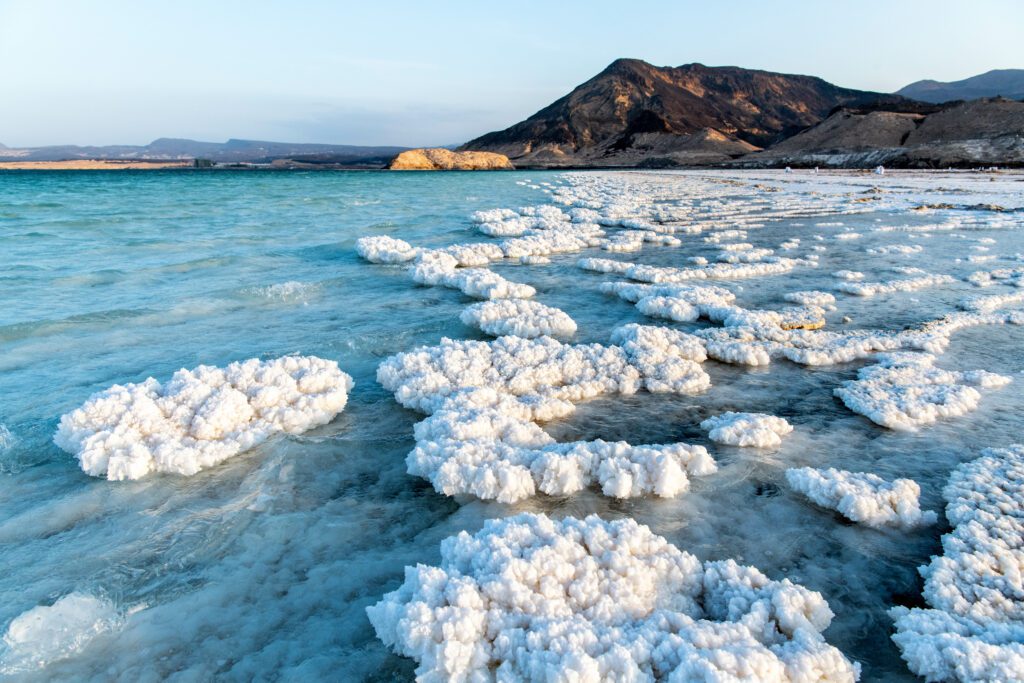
0,159,193,170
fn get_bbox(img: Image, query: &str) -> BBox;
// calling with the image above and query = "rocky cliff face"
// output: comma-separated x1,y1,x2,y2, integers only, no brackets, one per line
461,58,909,167
387,148,514,170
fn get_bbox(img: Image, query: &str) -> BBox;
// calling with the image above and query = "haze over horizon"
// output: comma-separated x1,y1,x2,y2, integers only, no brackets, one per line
1,0,1021,148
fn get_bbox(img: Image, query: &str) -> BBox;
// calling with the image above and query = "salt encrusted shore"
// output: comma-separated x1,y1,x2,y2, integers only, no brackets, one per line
54,356,353,480
368,513,861,681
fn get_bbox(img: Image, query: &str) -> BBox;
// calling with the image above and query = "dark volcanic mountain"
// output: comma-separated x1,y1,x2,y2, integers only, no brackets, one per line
897,69,1024,104
462,58,912,167
0,138,408,166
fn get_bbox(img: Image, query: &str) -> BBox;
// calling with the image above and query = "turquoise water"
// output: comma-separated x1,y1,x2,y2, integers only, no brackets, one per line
1,169,1023,681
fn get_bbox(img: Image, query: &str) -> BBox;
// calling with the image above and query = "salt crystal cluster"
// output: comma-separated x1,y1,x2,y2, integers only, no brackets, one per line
377,331,714,502
367,513,861,682
54,356,353,480
834,352,1011,431
460,299,577,339
785,467,937,530
700,412,794,448
891,444,1024,682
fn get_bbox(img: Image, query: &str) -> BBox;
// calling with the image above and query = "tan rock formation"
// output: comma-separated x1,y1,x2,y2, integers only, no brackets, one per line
387,148,514,170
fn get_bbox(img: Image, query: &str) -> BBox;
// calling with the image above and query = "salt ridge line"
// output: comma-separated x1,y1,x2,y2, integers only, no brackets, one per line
785,467,937,530
367,513,861,682
54,356,353,480
376,329,715,502
837,273,957,297
834,352,1011,431
891,444,1024,682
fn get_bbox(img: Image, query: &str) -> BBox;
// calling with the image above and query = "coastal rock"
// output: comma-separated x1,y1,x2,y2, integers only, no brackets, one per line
387,148,513,170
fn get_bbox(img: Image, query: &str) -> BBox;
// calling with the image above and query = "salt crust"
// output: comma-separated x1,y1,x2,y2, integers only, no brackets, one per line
785,467,937,530
460,300,577,339
54,356,353,480
377,330,715,502
891,445,1024,682
368,513,861,682
834,353,1011,431
701,412,794,448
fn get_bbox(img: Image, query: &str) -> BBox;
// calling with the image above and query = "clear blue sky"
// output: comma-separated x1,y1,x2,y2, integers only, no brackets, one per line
1,0,1021,147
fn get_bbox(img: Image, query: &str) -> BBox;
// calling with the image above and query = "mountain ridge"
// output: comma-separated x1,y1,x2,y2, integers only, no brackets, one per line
897,69,1024,103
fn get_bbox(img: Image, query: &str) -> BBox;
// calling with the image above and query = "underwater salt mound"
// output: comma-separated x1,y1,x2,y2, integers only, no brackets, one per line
890,444,1024,682
0,594,120,674
838,274,956,297
786,467,937,530
355,235,419,263
700,412,793,448
367,513,861,682
54,356,353,480
784,290,837,307
378,332,714,502
834,352,1011,431
460,299,577,339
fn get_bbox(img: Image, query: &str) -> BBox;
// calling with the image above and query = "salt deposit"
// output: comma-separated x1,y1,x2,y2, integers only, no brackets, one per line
786,468,937,530
368,513,861,682
377,332,714,502
54,356,353,480
460,299,577,339
834,353,1011,431
700,412,793,447
891,444,1024,682
355,235,419,263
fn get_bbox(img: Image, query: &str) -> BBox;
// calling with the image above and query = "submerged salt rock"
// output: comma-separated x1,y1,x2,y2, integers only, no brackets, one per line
786,467,937,530
834,352,1011,431
54,356,353,480
460,299,577,339
891,444,1024,682
0,593,120,674
701,412,793,448
367,513,860,682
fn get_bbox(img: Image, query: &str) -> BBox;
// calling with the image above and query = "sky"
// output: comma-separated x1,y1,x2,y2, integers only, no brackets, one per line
1,0,1022,147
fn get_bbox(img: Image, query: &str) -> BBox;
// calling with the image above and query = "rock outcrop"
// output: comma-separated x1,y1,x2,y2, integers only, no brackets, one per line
740,98,1024,168
461,58,910,167
387,148,514,170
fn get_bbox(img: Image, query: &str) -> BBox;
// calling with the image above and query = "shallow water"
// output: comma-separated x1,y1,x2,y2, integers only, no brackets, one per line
1,168,1023,681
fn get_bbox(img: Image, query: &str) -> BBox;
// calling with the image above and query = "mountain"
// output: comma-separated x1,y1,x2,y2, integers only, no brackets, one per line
740,98,1024,168
461,58,913,167
0,138,409,166
897,69,1024,103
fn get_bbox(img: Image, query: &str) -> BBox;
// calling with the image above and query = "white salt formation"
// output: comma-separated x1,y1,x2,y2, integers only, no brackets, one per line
460,299,577,339
367,513,861,682
377,332,714,502
355,235,419,263
785,467,937,530
838,273,956,297
891,444,1024,682
834,352,1011,431
0,594,120,674
54,356,353,480
700,412,794,448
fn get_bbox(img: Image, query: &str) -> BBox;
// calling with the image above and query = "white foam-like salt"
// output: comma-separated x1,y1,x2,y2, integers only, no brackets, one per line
700,412,793,448
786,467,937,530
54,356,353,480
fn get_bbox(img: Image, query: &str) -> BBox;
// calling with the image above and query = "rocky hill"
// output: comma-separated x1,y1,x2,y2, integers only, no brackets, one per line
387,148,513,170
897,69,1024,103
461,58,911,167
739,98,1024,168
